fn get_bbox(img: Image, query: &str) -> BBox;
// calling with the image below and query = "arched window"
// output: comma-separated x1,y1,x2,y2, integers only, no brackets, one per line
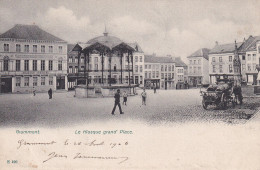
3,56,9,71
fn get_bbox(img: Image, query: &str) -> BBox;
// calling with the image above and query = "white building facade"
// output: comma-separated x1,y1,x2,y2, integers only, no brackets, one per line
0,24,67,93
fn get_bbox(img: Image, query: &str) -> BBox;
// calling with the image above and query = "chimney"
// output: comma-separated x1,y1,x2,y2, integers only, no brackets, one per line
215,41,218,46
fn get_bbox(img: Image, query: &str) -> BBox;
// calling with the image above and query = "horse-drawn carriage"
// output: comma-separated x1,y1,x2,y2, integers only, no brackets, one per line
200,79,243,110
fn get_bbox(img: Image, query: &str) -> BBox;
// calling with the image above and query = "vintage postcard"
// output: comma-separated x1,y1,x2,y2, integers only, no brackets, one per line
0,0,260,169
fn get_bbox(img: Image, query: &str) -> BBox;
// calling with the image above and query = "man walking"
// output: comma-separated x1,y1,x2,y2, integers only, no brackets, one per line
141,88,147,105
48,88,52,99
111,89,124,115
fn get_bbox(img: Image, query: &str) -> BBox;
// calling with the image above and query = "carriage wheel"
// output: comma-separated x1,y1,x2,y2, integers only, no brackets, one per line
202,98,208,110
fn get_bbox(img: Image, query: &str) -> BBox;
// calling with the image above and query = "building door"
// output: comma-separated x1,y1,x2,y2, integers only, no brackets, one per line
0,78,12,93
56,76,65,89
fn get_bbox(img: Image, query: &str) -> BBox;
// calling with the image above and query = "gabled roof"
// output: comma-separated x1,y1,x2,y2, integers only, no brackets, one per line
209,42,243,54
144,55,174,63
187,48,210,60
0,24,65,42
175,57,187,67
239,35,260,52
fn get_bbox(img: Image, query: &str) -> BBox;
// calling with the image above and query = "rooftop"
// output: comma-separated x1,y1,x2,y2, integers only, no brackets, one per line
0,24,65,42
239,35,260,52
144,55,174,63
187,48,210,60
209,42,243,54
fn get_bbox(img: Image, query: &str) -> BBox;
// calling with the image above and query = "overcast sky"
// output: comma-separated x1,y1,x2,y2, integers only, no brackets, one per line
1,0,260,62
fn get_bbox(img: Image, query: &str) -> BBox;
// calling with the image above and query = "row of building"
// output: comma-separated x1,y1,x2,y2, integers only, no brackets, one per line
0,24,187,93
187,36,260,86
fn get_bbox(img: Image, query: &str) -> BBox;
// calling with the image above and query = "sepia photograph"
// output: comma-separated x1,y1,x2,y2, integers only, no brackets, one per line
0,0,260,169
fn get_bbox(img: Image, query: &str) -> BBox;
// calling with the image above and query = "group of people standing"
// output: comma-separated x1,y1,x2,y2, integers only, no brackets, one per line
111,88,148,115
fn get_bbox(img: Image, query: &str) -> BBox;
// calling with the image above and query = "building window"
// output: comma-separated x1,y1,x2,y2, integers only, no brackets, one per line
219,57,222,62
81,66,84,70
94,57,98,62
24,60,29,71
4,44,9,52
69,57,72,63
59,46,62,53
213,65,216,73
16,77,21,87
156,71,159,78
49,46,53,53
89,64,92,70
172,73,174,79
135,65,138,72
95,64,98,71
41,77,45,85
41,45,45,53
247,54,251,60
140,76,143,84
81,57,84,63
229,65,233,73
161,65,163,71
41,60,45,71
198,59,201,64
135,56,138,62
24,77,29,86
75,66,78,73
189,66,192,73
168,66,171,71
242,64,245,71
24,45,29,53
149,72,151,78
75,58,78,63
212,57,215,62
194,66,196,73
140,56,143,62
149,65,151,69
16,44,21,52
145,71,147,78
219,65,223,73
49,60,53,70
161,73,164,79
172,65,174,71
253,54,256,61
229,56,232,62
3,58,9,71
69,66,73,73
16,60,20,71
198,66,201,73
33,45,37,53
33,77,37,86
49,77,53,85
140,65,143,72
242,55,245,60
189,60,192,64
58,60,62,70
33,60,37,71
248,64,251,71
145,65,147,69
194,60,196,64
165,65,167,71
152,71,155,78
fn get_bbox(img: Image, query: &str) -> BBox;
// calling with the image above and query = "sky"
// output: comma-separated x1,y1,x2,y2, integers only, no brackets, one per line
1,0,260,63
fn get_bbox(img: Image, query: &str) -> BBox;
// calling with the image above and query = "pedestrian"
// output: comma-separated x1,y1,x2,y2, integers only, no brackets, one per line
111,89,124,115
33,87,36,96
141,88,147,105
123,91,128,105
153,86,156,93
48,88,52,99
